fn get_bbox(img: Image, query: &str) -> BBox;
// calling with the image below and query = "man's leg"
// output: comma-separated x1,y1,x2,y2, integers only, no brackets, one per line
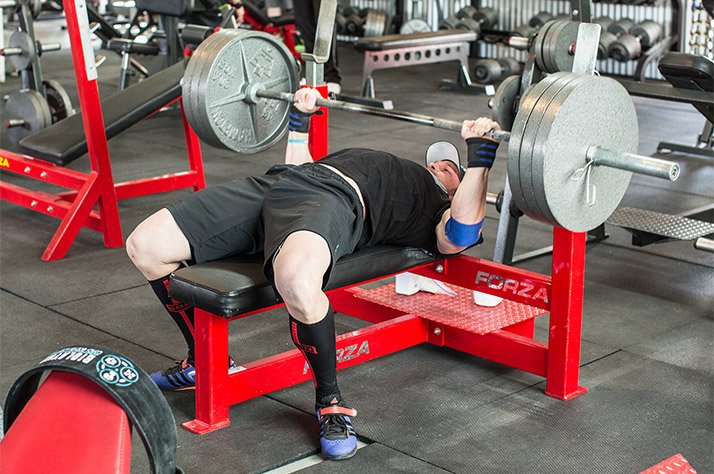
126,209,204,390
273,230,357,460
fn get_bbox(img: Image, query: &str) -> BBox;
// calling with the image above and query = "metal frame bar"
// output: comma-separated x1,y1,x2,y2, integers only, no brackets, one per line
0,2,206,261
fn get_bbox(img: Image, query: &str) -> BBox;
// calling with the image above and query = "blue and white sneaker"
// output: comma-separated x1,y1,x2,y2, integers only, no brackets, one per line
150,357,238,391
316,396,358,460
150,359,196,391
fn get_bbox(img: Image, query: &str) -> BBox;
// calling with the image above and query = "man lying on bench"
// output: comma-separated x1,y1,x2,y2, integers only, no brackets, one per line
126,87,501,461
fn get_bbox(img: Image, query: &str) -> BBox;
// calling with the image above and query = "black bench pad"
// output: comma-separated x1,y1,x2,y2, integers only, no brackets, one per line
355,30,477,52
658,52,714,121
19,60,186,166
658,52,714,93
169,245,436,318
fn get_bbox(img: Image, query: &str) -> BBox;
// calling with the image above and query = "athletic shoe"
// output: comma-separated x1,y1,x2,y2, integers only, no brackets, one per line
316,395,358,460
150,357,238,391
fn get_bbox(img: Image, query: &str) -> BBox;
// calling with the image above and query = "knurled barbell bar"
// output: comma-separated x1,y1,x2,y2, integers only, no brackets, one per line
182,29,680,233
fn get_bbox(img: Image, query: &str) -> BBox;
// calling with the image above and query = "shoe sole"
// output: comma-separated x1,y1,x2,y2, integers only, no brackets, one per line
322,445,358,461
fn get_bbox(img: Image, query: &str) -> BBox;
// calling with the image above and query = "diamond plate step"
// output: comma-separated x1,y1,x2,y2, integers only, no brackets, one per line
356,284,547,335
607,207,714,241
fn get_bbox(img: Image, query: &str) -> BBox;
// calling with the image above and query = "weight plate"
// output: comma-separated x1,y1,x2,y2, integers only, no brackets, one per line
490,74,520,131
507,72,564,220
518,73,579,223
534,75,638,231
183,29,298,153
528,73,591,224
43,79,74,123
4,89,51,146
7,30,35,71
534,20,556,72
548,21,579,72
400,19,431,35
541,21,565,73
183,30,227,147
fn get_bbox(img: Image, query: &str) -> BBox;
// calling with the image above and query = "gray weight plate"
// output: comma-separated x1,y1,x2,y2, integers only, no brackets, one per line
183,29,298,153
400,19,431,35
184,30,232,148
490,74,520,131
7,30,35,71
549,21,579,72
528,73,591,225
535,76,638,231
518,73,580,224
541,21,566,73
534,20,556,72
43,79,74,123
4,89,51,146
507,72,564,219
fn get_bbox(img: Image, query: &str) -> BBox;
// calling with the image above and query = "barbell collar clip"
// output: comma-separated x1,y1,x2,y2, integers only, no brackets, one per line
586,145,680,181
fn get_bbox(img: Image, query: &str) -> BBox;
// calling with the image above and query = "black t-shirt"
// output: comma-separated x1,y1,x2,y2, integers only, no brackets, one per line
319,148,451,254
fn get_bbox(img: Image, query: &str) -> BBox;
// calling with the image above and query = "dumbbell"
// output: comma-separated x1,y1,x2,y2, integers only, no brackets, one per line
452,6,497,36
345,12,365,36
529,11,554,28
593,17,615,59
599,18,634,60
609,20,663,62
438,15,461,30
512,11,554,39
473,57,521,84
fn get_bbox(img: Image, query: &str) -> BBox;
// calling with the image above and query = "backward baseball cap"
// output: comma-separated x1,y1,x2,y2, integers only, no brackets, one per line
425,141,465,179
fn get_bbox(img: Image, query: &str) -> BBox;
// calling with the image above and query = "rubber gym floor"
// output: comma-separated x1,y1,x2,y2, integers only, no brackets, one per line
1,17,712,474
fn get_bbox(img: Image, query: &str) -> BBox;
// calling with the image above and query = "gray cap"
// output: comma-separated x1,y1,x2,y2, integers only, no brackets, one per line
425,141,464,179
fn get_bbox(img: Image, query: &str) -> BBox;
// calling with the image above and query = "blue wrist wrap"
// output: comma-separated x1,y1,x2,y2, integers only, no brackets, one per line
445,216,484,246
466,137,499,169
288,105,312,133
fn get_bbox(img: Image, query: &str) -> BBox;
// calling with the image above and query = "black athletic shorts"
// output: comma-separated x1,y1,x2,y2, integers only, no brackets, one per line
166,165,291,263
262,163,364,286
167,163,364,287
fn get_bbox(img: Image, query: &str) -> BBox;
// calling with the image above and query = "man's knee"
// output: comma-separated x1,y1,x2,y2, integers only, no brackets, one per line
273,262,321,311
126,209,189,279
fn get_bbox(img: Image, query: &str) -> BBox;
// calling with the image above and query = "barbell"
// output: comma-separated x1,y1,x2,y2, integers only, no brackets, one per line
181,29,680,233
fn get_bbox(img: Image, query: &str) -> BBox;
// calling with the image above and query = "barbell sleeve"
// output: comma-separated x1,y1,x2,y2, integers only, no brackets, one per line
256,89,679,182
586,145,680,181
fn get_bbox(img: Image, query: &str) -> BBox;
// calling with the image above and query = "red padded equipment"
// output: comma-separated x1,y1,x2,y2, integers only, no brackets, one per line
0,371,132,474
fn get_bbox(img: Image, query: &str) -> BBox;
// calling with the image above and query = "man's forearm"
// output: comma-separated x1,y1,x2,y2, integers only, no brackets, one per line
449,167,489,225
285,131,313,165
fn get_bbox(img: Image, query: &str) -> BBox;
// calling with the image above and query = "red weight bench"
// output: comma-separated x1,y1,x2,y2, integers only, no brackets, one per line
0,1,205,261
169,228,589,435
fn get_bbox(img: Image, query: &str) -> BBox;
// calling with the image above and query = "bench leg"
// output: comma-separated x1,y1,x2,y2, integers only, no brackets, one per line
544,227,588,400
42,171,123,261
182,308,232,434
361,76,376,99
